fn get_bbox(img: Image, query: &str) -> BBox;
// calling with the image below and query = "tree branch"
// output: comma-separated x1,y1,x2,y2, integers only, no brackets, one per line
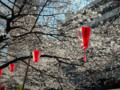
0,14,7,20
17,0,27,15
0,54,71,69
0,1,13,11
30,0,50,32
11,31,76,39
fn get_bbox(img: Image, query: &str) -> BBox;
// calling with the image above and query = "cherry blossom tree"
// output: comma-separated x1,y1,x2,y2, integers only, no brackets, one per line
0,0,120,89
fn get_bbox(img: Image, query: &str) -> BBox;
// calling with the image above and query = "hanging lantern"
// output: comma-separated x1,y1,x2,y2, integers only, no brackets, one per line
76,27,92,62
32,50,42,63
0,69,3,78
9,64,15,72
0,85,5,90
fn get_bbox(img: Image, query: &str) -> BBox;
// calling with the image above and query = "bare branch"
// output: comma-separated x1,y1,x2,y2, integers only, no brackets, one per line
0,1,13,11
0,14,7,20
30,0,50,32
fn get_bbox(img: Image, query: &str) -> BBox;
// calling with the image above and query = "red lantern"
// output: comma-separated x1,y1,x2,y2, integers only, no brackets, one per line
9,64,15,72
76,27,92,62
32,50,42,63
0,69,3,78
0,85,5,90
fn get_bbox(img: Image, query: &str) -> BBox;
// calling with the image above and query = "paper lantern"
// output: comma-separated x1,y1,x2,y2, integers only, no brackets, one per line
76,27,92,62
0,69,3,78
9,64,15,72
32,50,42,63
0,85,5,90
